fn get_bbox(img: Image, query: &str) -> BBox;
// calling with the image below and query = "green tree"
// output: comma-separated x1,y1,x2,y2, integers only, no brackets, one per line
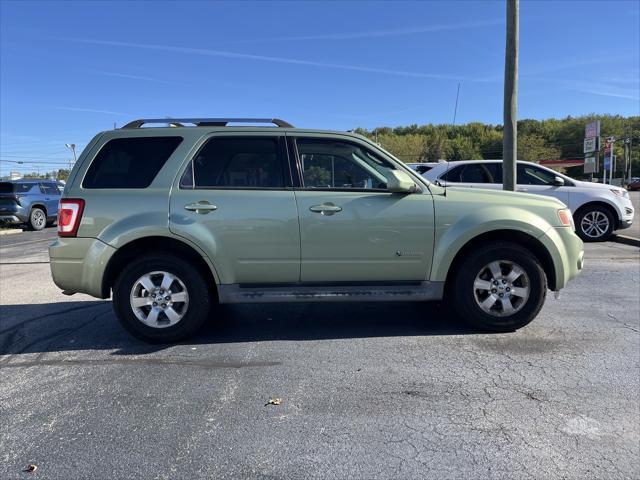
56,169,71,182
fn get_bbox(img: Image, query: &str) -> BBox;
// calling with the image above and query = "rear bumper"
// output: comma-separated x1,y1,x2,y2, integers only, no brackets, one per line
49,237,117,298
0,207,28,223
0,215,23,224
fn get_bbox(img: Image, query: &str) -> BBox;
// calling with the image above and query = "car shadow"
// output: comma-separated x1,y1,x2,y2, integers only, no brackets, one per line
0,299,486,357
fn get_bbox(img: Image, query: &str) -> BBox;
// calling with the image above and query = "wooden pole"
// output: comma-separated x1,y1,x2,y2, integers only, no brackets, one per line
503,0,519,191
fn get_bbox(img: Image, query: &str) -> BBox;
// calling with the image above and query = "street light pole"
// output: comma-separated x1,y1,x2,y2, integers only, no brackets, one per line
502,0,519,191
65,143,77,171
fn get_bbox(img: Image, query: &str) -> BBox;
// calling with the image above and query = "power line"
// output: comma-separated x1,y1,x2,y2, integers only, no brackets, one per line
0,159,72,165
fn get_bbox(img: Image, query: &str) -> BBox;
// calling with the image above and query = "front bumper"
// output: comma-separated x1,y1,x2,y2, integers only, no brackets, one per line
617,198,634,229
49,236,117,298
539,226,584,290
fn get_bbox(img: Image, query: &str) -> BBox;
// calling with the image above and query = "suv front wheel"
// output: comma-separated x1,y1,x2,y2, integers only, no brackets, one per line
450,242,547,332
113,255,212,343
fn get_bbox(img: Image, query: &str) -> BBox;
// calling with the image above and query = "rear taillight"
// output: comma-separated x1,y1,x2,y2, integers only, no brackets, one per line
58,199,85,237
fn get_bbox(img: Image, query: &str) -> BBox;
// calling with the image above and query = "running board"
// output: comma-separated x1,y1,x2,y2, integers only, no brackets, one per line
218,282,444,304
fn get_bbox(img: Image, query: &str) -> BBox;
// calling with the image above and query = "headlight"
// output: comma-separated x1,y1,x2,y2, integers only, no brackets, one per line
610,188,629,198
558,208,573,227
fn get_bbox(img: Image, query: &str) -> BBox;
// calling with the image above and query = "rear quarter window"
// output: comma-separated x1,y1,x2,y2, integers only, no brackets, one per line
83,137,183,189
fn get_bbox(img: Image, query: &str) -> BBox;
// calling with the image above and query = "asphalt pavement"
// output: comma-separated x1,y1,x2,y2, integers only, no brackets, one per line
1,227,639,479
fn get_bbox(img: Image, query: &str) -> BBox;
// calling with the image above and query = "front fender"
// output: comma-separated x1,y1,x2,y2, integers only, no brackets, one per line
430,206,554,282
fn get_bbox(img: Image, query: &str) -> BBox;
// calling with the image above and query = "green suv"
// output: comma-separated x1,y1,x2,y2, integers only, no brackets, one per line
49,118,584,343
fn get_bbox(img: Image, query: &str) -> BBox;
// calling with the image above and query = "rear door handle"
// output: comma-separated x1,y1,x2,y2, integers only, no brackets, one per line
309,203,342,216
184,201,218,214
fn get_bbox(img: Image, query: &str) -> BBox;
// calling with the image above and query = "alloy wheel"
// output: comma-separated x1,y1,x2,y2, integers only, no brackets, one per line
580,211,610,239
32,210,46,229
473,260,530,317
129,271,189,328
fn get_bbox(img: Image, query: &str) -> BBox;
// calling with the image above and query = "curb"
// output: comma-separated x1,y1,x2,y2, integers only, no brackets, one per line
612,234,640,248
0,229,23,236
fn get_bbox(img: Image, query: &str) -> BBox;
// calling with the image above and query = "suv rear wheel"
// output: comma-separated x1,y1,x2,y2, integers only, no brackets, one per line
574,205,614,242
113,254,212,343
28,207,46,231
450,242,547,332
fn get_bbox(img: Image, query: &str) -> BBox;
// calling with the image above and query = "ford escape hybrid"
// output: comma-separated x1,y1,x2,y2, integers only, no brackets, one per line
49,118,584,343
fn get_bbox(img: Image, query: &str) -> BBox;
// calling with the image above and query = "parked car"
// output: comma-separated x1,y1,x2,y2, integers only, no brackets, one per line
406,162,440,175
627,177,640,191
49,118,583,343
0,180,61,230
423,160,635,242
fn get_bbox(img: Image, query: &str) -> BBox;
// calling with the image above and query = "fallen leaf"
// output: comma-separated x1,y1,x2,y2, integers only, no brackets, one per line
265,398,282,406
23,464,37,473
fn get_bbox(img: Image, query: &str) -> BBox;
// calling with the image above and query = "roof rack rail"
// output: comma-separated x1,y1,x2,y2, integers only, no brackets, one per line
121,118,294,129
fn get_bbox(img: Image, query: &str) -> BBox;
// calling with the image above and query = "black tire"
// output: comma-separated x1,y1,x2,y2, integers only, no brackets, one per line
574,205,615,242
113,254,212,343
449,242,547,332
28,207,46,231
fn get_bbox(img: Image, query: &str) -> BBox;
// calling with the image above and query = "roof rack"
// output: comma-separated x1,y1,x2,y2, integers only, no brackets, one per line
121,118,294,129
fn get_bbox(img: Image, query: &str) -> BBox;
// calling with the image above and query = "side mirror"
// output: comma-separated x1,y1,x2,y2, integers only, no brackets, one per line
387,170,418,193
553,176,565,187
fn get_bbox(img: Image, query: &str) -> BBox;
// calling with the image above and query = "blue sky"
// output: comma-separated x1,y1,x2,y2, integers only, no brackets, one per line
1,0,639,175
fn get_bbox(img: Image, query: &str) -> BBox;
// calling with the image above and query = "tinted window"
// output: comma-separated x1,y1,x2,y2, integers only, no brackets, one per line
518,165,557,185
296,138,396,190
415,165,433,174
0,182,36,193
40,183,58,195
182,137,285,189
440,166,464,182
442,163,501,183
484,163,502,183
83,137,182,189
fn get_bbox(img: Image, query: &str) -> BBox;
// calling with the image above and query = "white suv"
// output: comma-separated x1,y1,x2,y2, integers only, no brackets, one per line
424,160,634,242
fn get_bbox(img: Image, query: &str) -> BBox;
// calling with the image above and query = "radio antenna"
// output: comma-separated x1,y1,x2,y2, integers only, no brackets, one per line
441,82,461,197
452,82,461,126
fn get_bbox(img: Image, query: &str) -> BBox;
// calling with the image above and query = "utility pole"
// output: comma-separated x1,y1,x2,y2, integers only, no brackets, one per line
624,137,631,185
502,0,519,191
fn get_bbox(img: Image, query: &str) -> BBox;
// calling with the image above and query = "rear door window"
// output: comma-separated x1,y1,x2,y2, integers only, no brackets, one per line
181,137,286,189
83,137,183,189
442,163,501,183
40,183,58,195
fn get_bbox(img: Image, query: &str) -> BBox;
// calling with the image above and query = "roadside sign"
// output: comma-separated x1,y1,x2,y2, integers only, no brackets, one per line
585,121,600,138
584,156,597,174
584,137,597,153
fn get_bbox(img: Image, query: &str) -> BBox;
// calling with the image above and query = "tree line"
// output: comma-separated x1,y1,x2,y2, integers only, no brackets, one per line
354,114,640,179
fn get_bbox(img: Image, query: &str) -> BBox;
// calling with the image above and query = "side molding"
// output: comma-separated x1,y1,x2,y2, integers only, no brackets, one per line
218,281,444,304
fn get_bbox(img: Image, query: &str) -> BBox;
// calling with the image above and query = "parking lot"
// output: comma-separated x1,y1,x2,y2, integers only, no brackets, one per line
1,224,639,479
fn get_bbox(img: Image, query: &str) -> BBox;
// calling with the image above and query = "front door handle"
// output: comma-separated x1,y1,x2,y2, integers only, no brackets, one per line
184,201,218,214
309,203,342,216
